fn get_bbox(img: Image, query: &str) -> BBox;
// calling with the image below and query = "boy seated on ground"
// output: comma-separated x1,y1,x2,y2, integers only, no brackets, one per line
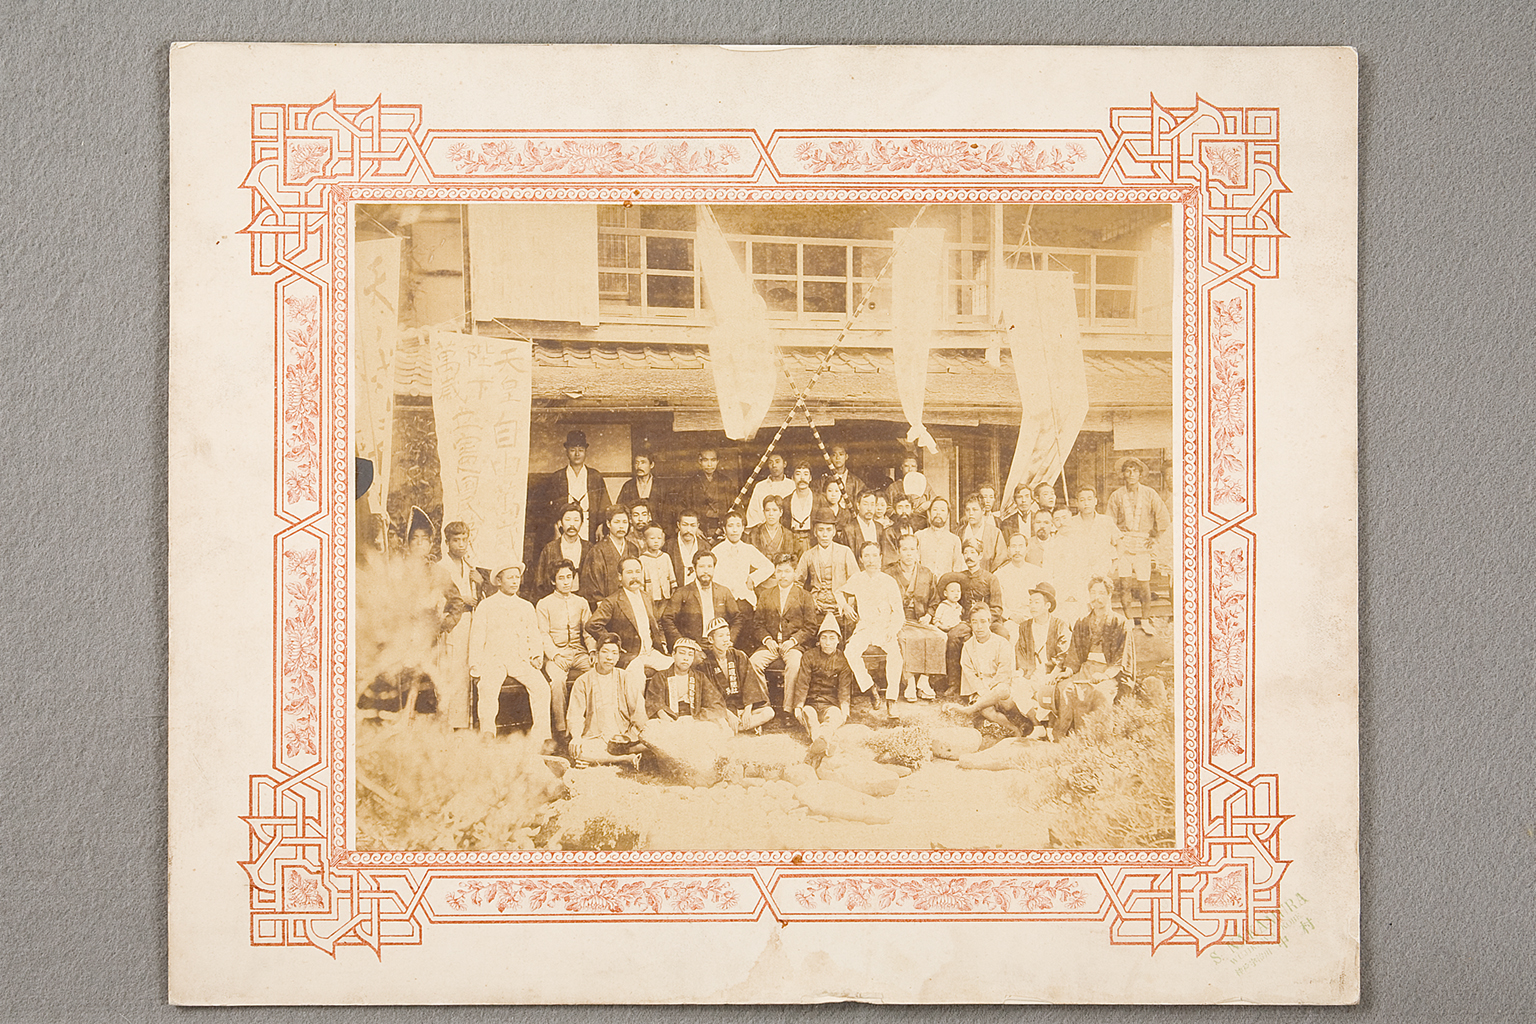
644,636,710,721
969,581,1069,740
566,634,648,767
791,613,855,759
696,616,775,734
959,604,1016,717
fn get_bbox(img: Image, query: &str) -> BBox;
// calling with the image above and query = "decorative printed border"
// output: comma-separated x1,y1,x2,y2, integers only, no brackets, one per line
239,96,1287,955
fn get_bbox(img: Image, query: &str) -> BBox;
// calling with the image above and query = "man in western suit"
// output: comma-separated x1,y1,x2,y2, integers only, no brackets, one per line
661,549,742,649
539,429,608,545
585,556,673,696
745,552,818,710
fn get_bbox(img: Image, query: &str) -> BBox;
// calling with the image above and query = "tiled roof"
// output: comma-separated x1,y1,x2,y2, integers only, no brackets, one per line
398,336,1171,413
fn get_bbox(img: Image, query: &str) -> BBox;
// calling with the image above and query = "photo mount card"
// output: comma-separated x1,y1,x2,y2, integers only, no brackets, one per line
169,43,1358,1004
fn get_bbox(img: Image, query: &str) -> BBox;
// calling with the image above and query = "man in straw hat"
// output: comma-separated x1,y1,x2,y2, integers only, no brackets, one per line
1106,456,1170,636
791,614,855,758
467,560,554,750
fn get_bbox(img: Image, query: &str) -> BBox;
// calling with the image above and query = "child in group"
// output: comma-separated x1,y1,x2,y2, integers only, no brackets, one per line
696,617,776,734
644,636,709,721
637,524,676,612
931,575,966,632
791,614,854,759
566,634,648,768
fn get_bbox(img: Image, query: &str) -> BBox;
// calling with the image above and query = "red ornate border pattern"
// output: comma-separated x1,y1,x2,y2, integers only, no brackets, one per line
238,96,1286,956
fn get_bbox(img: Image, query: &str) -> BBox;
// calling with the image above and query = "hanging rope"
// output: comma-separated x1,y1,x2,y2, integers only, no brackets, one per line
730,205,932,512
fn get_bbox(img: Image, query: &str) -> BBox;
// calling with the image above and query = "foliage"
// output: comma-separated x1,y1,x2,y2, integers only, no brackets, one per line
355,719,564,851
864,723,934,769
1015,672,1178,849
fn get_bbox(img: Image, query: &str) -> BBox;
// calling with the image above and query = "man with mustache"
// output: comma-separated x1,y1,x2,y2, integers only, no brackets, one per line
529,502,589,602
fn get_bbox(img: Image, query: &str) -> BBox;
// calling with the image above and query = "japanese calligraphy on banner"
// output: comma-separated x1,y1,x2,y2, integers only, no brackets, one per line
430,331,533,564
354,237,401,515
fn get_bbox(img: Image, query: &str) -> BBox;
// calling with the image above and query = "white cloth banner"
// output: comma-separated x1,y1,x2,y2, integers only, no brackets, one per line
889,227,947,452
696,205,777,440
997,269,1089,501
355,237,400,516
431,331,533,566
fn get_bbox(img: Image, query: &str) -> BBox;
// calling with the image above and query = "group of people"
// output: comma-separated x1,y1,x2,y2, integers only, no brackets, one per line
375,429,1172,762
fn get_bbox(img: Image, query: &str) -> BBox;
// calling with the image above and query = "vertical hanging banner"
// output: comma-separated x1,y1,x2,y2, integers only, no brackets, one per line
695,205,777,439
430,331,533,564
355,237,401,514
998,268,1089,500
889,226,947,452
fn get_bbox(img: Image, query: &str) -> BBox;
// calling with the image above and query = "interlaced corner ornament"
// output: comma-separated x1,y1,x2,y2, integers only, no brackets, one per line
239,94,1287,956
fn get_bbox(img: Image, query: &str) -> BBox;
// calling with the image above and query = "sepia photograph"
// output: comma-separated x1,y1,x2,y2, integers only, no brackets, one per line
351,199,1181,853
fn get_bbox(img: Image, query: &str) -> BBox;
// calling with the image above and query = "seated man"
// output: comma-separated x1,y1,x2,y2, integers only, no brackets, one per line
467,561,554,750
956,605,1020,732
747,552,817,710
1008,581,1072,738
566,634,648,767
695,617,775,733
535,559,590,747
644,636,709,721
585,556,676,698
791,614,854,759
840,540,906,716
1053,575,1130,738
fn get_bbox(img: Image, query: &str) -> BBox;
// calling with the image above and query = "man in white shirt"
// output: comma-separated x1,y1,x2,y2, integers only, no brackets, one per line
991,531,1044,642
666,510,705,589
468,562,553,749
916,497,965,578
711,510,774,609
1106,458,1170,635
840,541,906,714
746,452,796,528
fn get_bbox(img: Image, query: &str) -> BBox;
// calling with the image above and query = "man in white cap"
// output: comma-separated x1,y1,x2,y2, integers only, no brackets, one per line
791,614,854,758
840,540,906,716
1106,457,1170,635
643,635,709,721
467,561,553,750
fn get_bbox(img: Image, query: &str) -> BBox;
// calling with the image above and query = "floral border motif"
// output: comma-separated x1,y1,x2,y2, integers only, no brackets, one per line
445,877,741,914
239,95,1287,956
792,875,1088,913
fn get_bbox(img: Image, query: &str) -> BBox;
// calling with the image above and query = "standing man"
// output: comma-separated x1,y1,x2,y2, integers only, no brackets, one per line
783,458,820,553
916,497,965,578
954,493,1007,572
746,494,796,563
468,562,553,750
840,541,907,716
436,521,487,730
616,449,668,532
661,550,742,649
711,510,774,609
842,489,896,568
542,430,607,545
529,502,589,602
885,453,935,518
1025,510,1057,569
1106,457,1170,636
536,560,591,749
745,452,796,528
665,510,706,589
998,482,1035,543
747,553,817,710
585,557,675,699
682,447,735,543
796,507,859,626
977,483,1001,528
579,506,640,606
1032,481,1059,521
819,443,866,503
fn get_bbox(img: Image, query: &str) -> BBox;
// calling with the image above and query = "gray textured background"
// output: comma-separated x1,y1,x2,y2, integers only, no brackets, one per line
2,3,1533,1021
